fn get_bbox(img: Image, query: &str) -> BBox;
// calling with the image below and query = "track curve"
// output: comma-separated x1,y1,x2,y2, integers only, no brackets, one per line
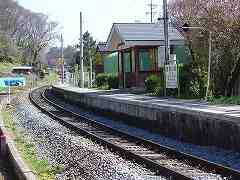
29,86,240,180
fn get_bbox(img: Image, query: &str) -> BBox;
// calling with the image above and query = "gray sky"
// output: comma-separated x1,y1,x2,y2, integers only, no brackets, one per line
17,0,163,46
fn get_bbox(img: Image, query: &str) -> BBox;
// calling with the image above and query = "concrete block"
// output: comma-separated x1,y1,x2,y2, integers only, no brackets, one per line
52,85,240,151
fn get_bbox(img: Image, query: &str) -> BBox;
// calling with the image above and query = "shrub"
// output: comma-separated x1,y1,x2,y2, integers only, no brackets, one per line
96,73,119,89
154,86,164,96
145,74,160,93
0,56,14,63
96,73,108,87
178,64,206,98
107,74,119,89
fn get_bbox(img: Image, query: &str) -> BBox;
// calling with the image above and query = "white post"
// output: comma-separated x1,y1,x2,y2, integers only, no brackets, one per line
206,31,212,98
8,80,10,104
90,56,92,88
80,12,84,88
163,0,169,96
61,34,64,84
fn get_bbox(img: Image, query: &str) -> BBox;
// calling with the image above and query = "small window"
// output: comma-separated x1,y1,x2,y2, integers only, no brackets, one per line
123,52,131,72
139,48,156,71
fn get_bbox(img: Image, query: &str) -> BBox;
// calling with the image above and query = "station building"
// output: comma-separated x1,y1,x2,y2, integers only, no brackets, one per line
97,22,191,88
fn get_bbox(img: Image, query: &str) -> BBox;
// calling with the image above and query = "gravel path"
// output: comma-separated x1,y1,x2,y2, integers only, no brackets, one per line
10,92,165,180
47,91,240,171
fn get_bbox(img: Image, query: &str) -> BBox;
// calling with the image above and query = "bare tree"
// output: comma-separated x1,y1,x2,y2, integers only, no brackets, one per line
169,0,240,96
0,0,59,67
23,13,58,68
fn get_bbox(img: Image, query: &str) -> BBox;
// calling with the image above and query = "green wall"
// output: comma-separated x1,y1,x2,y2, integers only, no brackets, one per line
103,52,118,74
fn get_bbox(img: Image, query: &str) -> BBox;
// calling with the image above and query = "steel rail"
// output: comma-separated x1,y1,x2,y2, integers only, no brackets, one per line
30,86,240,180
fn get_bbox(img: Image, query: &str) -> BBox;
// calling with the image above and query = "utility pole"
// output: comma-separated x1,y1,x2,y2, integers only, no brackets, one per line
90,56,92,88
163,0,169,96
80,12,84,88
60,34,64,84
206,31,212,98
146,0,157,23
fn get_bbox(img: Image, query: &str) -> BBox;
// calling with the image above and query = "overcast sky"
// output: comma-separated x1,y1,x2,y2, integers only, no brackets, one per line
17,0,163,46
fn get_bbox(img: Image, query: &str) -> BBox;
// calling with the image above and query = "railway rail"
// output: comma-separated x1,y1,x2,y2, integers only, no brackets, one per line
29,86,240,180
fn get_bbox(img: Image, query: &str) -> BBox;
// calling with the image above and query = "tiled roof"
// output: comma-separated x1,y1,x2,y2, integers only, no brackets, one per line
113,21,184,41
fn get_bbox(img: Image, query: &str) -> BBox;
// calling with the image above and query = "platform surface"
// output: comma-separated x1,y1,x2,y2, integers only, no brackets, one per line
54,84,240,121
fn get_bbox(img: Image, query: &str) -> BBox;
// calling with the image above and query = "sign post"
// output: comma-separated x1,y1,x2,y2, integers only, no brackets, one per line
0,77,26,104
8,79,10,104
165,54,179,92
165,64,178,89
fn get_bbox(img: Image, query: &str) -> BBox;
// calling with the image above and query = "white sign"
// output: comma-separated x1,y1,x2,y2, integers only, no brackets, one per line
165,64,178,89
158,46,165,67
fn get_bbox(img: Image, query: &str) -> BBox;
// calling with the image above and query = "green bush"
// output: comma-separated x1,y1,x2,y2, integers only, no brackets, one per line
0,56,14,63
154,86,164,96
96,73,108,87
178,64,206,98
107,74,119,89
210,96,240,105
145,74,160,93
96,73,118,89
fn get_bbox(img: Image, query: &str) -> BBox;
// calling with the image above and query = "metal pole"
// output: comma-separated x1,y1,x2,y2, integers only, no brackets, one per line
8,80,10,104
163,0,169,96
150,0,153,23
61,34,64,84
177,64,180,97
80,12,84,88
206,31,212,98
163,0,169,64
90,56,92,88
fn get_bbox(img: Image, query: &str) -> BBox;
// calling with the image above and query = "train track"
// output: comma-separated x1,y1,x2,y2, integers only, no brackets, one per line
29,86,240,180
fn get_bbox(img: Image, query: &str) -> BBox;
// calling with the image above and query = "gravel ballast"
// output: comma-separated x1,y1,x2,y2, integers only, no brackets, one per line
47,90,240,171
10,92,165,180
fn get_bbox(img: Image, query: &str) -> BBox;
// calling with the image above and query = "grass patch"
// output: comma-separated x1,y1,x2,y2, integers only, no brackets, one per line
0,62,19,73
26,71,59,89
209,96,240,105
1,106,64,180
41,72,58,86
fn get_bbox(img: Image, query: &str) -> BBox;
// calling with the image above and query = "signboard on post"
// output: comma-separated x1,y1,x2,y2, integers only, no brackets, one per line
158,46,165,67
0,77,25,87
0,77,26,104
165,64,178,89
165,55,178,89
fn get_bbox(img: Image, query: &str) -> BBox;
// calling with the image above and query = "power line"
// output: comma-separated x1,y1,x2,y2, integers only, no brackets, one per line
146,0,158,23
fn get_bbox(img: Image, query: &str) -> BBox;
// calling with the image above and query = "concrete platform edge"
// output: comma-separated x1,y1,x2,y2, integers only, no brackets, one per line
52,85,240,151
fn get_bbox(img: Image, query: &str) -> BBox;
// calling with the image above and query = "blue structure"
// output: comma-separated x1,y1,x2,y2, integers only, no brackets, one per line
0,77,26,87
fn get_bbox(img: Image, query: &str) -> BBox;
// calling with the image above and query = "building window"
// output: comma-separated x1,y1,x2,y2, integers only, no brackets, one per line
139,48,156,71
123,52,131,72
103,52,118,73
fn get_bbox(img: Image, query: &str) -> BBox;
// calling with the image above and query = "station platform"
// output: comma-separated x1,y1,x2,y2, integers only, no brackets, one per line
52,84,240,151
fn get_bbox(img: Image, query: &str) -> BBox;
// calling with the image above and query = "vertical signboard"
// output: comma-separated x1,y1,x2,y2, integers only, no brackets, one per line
165,58,178,89
158,46,165,67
